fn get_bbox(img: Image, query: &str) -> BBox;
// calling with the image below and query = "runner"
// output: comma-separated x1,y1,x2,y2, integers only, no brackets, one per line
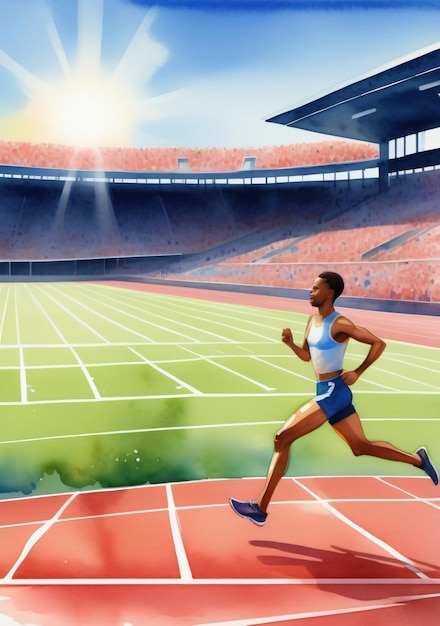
230,271,439,525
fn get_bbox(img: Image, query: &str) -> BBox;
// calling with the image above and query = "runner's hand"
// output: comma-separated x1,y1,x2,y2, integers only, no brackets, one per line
282,328,293,344
341,370,359,386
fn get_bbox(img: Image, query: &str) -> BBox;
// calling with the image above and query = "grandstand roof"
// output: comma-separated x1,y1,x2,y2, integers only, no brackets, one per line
266,43,440,144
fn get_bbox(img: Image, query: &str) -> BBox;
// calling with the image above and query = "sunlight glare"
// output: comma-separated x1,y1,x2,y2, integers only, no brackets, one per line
0,3,172,149
28,76,138,148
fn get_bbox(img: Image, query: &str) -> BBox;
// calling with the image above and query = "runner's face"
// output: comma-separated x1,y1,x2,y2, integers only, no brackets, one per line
310,277,333,307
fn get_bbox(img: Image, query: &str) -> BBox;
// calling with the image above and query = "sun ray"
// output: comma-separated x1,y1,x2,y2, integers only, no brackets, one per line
109,7,167,92
43,5,73,80
0,2,174,148
76,0,104,79
0,49,46,98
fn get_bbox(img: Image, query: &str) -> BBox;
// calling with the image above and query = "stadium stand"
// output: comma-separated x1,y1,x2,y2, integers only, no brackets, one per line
0,140,378,172
0,139,438,305
162,169,440,303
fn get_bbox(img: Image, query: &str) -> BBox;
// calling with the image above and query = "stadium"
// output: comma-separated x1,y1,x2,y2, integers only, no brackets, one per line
1,45,439,309
0,10,439,626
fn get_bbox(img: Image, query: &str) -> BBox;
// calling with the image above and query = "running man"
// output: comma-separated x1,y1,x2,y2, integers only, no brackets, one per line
230,271,438,525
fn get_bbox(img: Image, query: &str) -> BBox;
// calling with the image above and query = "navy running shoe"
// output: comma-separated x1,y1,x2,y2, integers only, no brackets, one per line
229,498,267,525
416,447,439,485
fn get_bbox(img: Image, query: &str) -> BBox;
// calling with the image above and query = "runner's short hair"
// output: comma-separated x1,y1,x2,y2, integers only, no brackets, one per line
319,271,344,301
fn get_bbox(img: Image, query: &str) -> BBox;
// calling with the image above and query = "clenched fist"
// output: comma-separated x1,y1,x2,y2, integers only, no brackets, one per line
281,328,293,344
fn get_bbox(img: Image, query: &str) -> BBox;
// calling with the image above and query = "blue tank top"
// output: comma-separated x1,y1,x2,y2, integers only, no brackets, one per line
307,311,347,376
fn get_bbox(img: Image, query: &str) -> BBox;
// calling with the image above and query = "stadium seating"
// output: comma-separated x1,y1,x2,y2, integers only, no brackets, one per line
164,169,440,303
0,140,378,172
0,141,438,302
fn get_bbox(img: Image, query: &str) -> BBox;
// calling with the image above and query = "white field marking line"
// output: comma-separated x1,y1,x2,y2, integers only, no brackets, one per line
0,393,439,410
3,419,440,446
139,291,307,326
79,285,238,344
0,284,11,343
14,287,27,404
26,287,101,400
181,345,275,391
32,284,109,343
3,492,78,582
44,283,155,344
173,302,306,329
166,483,193,581
342,357,401,391
388,357,440,380
364,414,440,417
0,355,286,370
194,595,440,626
160,300,300,335
251,356,315,384
386,352,440,367
68,285,203,344
120,290,437,347
103,287,294,339
373,364,440,391
254,355,403,393
0,341,280,349
153,353,298,365
129,346,203,395
294,478,430,580
139,300,282,342
139,290,298,343
376,477,440,511
0,420,286,445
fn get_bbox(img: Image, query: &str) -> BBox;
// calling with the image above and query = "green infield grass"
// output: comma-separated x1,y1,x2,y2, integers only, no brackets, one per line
0,281,438,498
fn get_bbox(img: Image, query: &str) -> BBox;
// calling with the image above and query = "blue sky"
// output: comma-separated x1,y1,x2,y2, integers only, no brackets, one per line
0,0,439,149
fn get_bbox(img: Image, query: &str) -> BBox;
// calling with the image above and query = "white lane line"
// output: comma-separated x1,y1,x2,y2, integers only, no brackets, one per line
1,578,440,586
129,347,203,395
194,601,405,626
74,283,235,343
0,419,433,444
33,284,110,343
376,477,440,511
181,346,275,391
69,285,204,343
166,484,193,582
46,284,155,343
386,355,440,373
14,287,27,403
3,493,78,581
373,365,440,391
194,592,440,625
26,286,101,400
0,394,438,409
0,420,286,445
295,478,430,580
251,356,314,384
90,286,279,342
0,284,11,344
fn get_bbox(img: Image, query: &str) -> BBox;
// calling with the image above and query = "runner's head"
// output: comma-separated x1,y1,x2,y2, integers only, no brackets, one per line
318,272,344,302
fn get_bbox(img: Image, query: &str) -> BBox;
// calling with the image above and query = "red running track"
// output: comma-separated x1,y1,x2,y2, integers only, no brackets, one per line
0,475,439,625
0,281,436,625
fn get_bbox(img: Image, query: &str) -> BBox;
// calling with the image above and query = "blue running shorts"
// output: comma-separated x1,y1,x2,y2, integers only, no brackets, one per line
314,375,356,425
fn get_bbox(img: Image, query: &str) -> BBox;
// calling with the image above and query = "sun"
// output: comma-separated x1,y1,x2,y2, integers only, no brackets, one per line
27,76,138,148
0,4,171,149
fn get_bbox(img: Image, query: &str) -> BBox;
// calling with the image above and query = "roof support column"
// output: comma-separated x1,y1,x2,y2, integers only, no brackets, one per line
379,141,389,191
